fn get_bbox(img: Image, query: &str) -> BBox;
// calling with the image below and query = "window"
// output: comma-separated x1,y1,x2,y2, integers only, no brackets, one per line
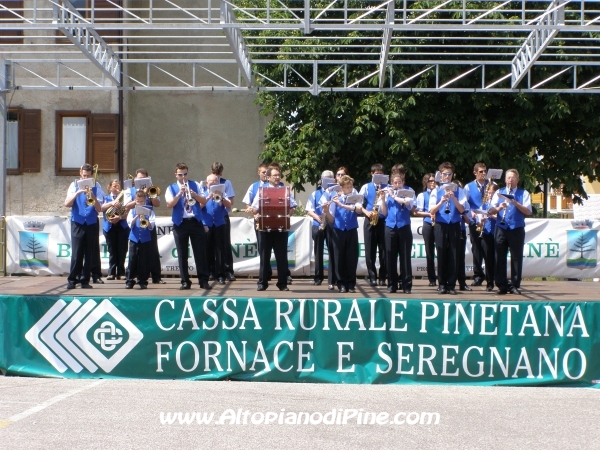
0,1,24,45
6,108,42,175
55,111,119,176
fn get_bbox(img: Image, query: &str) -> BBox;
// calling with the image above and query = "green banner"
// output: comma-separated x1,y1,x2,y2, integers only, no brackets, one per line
1,295,599,386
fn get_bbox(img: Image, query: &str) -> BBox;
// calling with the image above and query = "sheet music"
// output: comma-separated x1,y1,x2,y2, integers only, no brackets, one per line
76,178,94,190
394,189,415,199
321,177,335,188
134,177,151,190
123,179,133,190
210,184,225,194
372,174,389,185
440,182,458,192
135,205,151,216
327,184,342,194
486,169,503,180
345,194,364,205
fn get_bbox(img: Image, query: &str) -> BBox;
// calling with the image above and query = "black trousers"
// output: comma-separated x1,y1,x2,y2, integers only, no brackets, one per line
173,218,209,285
126,240,150,286
494,226,525,290
224,215,234,276
468,222,486,282
149,227,162,282
254,221,272,281
481,231,496,288
325,225,336,286
104,225,129,277
385,225,413,291
433,222,460,289
456,228,467,287
207,225,227,279
332,227,359,290
363,219,387,282
258,230,288,289
68,221,99,285
422,221,437,284
311,225,326,282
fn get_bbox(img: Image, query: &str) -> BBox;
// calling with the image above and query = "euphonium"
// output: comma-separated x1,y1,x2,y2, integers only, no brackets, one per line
106,190,126,220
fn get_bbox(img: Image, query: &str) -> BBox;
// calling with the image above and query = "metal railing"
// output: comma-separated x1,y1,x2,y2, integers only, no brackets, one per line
0,216,6,276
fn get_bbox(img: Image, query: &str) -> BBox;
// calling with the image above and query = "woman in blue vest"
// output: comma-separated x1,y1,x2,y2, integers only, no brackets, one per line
380,173,415,294
415,173,437,287
101,179,129,280
324,175,363,293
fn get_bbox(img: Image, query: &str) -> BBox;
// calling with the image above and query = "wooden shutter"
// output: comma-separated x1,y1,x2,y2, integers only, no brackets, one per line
90,113,118,172
20,109,42,173
0,1,24,44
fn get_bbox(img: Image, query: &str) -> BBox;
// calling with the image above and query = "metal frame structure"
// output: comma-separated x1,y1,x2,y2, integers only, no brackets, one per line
1,1,600,93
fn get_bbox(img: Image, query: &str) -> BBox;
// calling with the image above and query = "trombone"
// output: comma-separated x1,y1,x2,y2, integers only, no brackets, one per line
84,164,99,206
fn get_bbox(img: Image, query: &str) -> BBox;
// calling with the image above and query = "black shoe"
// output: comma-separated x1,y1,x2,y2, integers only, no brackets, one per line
279,286,289,291
348,288,356,293
486,285,494,292
139,284,147,290
257,284,266,291
152,279,166,284
471,280,483,286
496,288,508,295
227,273,237,282
387,287,397,293
428,281,437,287
328,284,335,290
81,284,93,289
459,285,472,291
287,276,293,284
106,275,116,281
339,287,347,293
378,279,386,286
217,277,226,285
447,289,458,295
437,286,443,292
314,280,323,286
509,286,521,295
208,274,215,281
179,283,191,290
66,282,76,289
125,284,134,289
369,279,377,287
438,288,447,295
403,289,411,294
199,282,212,290
92,278,104,284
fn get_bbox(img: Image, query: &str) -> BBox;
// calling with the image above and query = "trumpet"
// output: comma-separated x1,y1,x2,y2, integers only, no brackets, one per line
147,185,161,199
85,186,95,206
213,191,223,204
182,181,196,206
140,216,149,228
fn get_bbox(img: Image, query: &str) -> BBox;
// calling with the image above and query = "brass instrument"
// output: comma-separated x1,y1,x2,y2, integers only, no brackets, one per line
84,164,99,206
139,216,149,228
213,191,223,204
183,181,196,206
318,201,331,230
147,185,161,199
370,187,384,226
105,190,126,220
476,180,495,237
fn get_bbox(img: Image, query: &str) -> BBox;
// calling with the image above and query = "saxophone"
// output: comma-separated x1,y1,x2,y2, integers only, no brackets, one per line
476,180,494,237
370,186,384,226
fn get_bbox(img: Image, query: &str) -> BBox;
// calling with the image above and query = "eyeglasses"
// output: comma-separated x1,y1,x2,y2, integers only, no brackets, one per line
442,172,453,176
336,172,345,177
176,173,188,177
427,179,435,182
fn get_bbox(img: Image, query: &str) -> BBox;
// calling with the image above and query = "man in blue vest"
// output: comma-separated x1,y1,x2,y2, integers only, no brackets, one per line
165,163,212,290
125,190,155,289
211,162,236,281
488,169,532,295
464,162,489,287
358,163,388,286
64,163,105,289
429,162,469,295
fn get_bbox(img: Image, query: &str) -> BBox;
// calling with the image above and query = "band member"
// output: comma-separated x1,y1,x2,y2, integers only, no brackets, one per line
359,163,387,286
488,169,532,295
481,183,499,292
251,167,297,291
415,173,437,286
379,173,414,294
464,163,489,286
455,182,472,292
165,163,212,290
211,162,236,281
429,162,468,295
125,191,155,289
64,163,105,289
126,168,165,284
202,174,232,284
306,170,334,286
325,175,363,293
101,179,129,281
243,163,271,280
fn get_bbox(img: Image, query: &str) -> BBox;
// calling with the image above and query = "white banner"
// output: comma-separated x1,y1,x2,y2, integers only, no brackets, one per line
5,216,600,278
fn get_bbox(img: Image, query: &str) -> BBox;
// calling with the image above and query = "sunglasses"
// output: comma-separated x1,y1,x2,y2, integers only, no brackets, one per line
442,172,453,176
176,173,188,177
477,170,487,173
428,179,435,182
336,172,345,176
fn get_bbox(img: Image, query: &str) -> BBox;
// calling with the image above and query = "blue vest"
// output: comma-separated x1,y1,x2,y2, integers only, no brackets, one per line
433,187,462,225
333,197,359,230
384,196,411,229
71,185,99,225
130,187,154,210
170,182,204,226
466,180,487,210
422,190,432,225
496,188,526,230
102,194,129,232
365,183,387,217
311,189,325,227
202,199,227,227
129,218,152,244
484,216,496,235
